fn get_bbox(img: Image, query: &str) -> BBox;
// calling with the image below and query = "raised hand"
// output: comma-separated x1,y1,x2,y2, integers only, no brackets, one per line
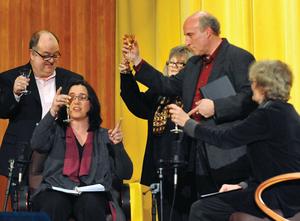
122,34,141,66
50,87,71,117
108,119,123,144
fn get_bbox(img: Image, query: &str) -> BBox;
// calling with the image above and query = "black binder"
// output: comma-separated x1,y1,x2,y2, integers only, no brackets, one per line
200,75,236,99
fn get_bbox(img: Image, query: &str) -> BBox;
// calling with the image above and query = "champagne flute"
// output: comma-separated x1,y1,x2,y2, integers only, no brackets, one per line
170,99,183,133
63,104,71,123
19,68,32,95
63,96,72,123
122,34,135,71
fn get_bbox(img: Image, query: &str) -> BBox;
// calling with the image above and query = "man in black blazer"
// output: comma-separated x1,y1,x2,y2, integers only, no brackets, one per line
122,11,257,197
0,30,83,177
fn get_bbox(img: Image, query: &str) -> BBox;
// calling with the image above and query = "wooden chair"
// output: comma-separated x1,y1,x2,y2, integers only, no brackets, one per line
230,172,300,221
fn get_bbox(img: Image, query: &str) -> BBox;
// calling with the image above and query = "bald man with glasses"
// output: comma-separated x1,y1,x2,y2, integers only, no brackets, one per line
0,30,83,181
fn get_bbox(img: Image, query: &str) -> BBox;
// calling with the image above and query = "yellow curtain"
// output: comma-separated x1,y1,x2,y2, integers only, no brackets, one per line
116,0,300,182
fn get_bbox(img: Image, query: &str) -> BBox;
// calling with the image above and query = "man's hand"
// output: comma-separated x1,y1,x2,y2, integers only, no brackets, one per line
193,98,215,118
121,37,142,66
13,76,30,96
168,104,190,127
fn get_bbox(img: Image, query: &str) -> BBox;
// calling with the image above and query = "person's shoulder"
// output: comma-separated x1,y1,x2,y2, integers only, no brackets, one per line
187,55,202,64
224,39,254,58
55,67,83,79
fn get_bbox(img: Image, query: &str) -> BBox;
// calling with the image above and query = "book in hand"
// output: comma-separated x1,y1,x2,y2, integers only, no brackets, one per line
52,184,105,195
200,75,236,99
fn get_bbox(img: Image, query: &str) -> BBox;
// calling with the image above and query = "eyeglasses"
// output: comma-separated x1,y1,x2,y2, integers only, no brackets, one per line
69,93,89,102
166,61,186,68
32,49,61,61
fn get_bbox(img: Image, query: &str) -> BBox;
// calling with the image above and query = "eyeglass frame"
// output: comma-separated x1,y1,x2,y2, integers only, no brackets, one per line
166,61,186,68
32,49,61,61
69,93,89,102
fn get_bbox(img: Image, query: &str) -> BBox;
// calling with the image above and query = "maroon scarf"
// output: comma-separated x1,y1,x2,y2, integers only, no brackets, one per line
63,126,94,183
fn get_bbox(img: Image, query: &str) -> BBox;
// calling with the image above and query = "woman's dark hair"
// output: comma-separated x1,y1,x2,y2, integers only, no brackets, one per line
58,80,102,131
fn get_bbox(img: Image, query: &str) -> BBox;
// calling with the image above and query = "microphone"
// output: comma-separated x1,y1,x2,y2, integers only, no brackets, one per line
200,181,248,198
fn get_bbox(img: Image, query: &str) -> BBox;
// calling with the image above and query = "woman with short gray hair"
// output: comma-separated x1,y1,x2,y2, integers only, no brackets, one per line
169,60,300,221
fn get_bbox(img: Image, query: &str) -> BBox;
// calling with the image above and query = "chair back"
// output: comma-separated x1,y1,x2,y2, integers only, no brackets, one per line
28,151,47,192
254,172,300,221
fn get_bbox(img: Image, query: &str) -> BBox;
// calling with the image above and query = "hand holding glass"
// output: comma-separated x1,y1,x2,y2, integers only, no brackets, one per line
122,34,135,71
19,69,32,95
63,100,71,123
170,100,183,133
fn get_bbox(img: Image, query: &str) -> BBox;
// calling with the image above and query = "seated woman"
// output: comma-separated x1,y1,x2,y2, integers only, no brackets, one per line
30,80,133,221
168,60,300,221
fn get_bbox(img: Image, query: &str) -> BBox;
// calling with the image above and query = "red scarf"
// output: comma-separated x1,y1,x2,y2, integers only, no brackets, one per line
63,126,94,183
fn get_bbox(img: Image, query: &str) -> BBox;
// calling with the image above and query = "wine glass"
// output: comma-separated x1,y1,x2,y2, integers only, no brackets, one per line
170,99,183,134
122,34,135,71
63,102,72,123
19,68,32,95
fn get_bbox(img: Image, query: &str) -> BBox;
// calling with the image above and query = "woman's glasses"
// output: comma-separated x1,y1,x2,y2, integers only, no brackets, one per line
69,94,89,103
166,61,186,68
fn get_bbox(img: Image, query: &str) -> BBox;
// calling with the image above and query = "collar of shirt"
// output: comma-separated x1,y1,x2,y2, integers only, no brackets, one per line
202,38,224,64
35,71,56,82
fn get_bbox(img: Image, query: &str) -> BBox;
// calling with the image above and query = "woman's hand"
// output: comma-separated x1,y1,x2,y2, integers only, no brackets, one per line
50,87,70,117
219,184,242,192
108,120,123,144
168,104,190,127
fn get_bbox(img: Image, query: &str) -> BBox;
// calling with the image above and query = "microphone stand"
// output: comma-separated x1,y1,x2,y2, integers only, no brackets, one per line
3,159,15,212
158,167,164,221
168,126,187,221
150,183,160,221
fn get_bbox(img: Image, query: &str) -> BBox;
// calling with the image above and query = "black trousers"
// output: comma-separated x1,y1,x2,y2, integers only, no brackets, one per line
188,196,235,221
31,189,108,221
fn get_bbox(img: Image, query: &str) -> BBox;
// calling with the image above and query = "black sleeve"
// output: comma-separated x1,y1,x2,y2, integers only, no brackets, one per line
134,61,183,96
0,72,20,118
108,142,133,180
185,109,270,149
120,72,157,119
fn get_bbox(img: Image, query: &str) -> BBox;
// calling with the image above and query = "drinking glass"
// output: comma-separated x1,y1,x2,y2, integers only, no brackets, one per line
19,68,31,95
122,34,135,71
170,100,183,133
63,103,72,123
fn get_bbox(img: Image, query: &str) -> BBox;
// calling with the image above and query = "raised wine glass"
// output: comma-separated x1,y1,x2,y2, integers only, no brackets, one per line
63,102,72,123
19,68,32,95
122,34,135,71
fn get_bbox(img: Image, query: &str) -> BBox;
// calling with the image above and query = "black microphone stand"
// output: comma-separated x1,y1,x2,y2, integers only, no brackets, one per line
168,128,187,221
158,166,164,221
150,183,160,221
3,159,15,212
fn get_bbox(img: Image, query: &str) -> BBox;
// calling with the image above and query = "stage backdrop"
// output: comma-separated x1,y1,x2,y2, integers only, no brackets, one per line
0,0,115,210
116,0,300,182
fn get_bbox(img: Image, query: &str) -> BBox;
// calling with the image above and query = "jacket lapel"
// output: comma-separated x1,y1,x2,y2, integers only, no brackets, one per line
184,57,202,111
207,39,229,82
